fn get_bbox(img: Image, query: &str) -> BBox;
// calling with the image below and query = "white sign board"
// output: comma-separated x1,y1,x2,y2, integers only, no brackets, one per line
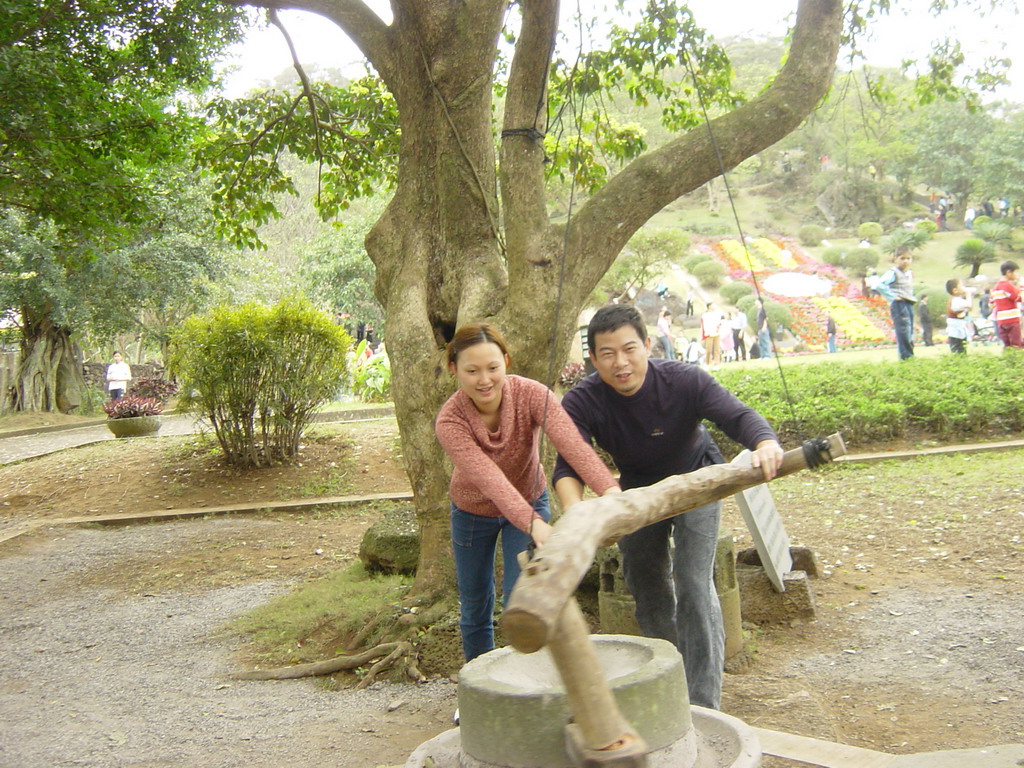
732,450,792,592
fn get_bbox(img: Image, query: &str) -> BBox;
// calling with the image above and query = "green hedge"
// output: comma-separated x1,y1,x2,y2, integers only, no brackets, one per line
170,297,351,468
712,354,1024,451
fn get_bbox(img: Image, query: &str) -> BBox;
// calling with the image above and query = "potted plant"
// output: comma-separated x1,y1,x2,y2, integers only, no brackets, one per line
103,395,165,438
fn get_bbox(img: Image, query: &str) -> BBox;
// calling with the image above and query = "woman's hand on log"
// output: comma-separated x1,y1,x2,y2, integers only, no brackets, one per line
530,517,553,548
751,439,785,482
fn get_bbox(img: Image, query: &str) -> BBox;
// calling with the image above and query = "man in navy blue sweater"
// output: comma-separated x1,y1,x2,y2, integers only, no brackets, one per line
553,305,783,709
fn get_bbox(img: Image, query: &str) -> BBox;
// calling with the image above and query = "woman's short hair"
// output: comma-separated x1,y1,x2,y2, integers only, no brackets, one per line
446,323,510,367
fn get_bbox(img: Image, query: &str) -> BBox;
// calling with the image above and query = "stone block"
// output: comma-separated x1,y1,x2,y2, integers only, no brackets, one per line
736,567,816,624
358,501,419,574
736,545,821,578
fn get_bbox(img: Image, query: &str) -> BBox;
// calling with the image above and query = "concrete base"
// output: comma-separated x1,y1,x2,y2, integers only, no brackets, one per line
404,707,761,768
456,636,693,767
736,568,816,624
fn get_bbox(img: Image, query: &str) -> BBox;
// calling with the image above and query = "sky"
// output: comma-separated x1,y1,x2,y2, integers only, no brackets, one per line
217,1,1022,104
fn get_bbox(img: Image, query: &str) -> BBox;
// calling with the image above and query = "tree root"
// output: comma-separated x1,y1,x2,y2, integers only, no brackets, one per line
235,641,413,682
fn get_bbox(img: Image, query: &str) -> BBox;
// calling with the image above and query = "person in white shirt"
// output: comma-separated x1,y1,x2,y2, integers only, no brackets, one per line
730,309,748,360
701,302,723,369
656,309,676,360
106,352,132,401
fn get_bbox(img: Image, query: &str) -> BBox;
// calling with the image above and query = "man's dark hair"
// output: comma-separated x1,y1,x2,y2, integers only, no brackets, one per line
588,305,646,353
1000,260,1019,275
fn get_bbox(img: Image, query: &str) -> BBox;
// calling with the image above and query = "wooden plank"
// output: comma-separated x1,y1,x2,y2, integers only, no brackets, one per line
0,491,414,545
0,521,44,546
754,727,898,768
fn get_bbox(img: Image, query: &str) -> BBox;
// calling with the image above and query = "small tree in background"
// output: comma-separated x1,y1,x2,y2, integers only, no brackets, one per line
170,298,350,468
737,296,793,334
590,230,689,305
719,281,753,305
857,222,884,242
798,224,827,247
884,228,930,256
821,246,847,266
955,238,997,278
845,248,881,277
972,220,1014,255
692,260,727,288
684,252,713,272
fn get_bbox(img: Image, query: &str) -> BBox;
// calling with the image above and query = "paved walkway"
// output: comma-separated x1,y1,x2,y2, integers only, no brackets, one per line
0,406,395,466
0,414,203,466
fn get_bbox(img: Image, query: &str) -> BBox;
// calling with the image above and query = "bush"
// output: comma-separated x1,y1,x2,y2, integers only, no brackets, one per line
821,246,845,266
684,253,713,273
845,248,880,277
719,281,753,305
736,296,791,333
350,341,392,402
712,353,1024,449
103,395,164,419
884,228,929,255
918,286,949,329
169,297,351,468
127,376,178,403
857,222,884,242
559,361,587,389
915,219,938,235
798,224,827,247
692,260,726,288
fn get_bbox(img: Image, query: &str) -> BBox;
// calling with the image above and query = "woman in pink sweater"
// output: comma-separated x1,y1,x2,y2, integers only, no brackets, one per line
436,323,620,662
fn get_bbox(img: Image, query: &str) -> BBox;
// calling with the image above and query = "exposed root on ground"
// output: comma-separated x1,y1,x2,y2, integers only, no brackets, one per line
235,640,425,687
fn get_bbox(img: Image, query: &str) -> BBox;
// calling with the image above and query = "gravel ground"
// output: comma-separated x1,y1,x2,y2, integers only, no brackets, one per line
0,521,457,768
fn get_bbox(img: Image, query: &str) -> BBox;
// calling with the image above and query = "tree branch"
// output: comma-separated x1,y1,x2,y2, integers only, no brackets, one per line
569,0,843,286
237,0,392,74
500,0,559,267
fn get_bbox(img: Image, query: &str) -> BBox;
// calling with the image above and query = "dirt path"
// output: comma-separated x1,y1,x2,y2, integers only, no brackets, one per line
1,420,1022,766
0,518,457,768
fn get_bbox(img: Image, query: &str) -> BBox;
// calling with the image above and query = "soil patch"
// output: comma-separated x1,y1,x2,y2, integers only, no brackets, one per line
0,419,409,530
1,420,1023,766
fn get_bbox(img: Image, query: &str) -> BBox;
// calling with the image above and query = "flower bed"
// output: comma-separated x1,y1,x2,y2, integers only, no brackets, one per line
704,237,895,350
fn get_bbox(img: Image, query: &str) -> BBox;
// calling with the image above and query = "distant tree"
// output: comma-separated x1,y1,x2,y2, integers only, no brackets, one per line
0,0,245,411
977,110,1024,205
591,230,689,305
299,197,387,335
972,220,1014,254
955,238,997,278
904,100,995,210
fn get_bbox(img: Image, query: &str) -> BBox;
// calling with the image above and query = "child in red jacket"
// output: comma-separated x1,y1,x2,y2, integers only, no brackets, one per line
990,260,1023,349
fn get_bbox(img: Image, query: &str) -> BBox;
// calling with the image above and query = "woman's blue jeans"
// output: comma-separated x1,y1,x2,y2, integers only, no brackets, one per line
451,491,550,662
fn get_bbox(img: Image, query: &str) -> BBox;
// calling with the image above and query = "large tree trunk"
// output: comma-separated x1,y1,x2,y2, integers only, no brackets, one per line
268,0,844,599
14,308,86,413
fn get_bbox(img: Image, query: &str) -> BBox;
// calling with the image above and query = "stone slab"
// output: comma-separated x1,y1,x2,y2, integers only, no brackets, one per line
731,450,791,592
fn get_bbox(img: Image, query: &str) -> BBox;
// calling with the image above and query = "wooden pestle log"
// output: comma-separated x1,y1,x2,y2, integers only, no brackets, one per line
504,433,846,653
